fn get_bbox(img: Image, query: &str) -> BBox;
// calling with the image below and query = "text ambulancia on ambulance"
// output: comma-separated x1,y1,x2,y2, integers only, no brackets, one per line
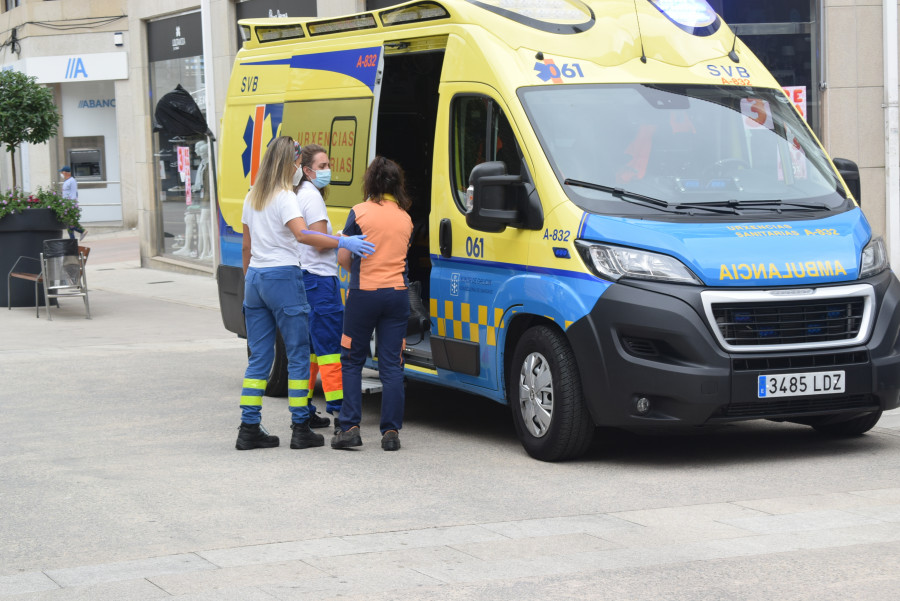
216,0,900,461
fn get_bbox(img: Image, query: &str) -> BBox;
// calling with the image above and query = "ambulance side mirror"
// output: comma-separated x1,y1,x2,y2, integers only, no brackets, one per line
465,161,525,233
833,158,861,204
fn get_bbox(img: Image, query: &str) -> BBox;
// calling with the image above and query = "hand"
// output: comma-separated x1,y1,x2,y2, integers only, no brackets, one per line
338,234,375,257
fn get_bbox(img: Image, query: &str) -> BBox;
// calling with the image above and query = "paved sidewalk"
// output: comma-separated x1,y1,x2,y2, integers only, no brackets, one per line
84,230,219,310
2,230,899,600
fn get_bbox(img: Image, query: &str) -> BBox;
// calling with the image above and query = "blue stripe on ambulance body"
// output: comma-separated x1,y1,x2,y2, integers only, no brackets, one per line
414,254,610,402
244,47,383,91
579,208,870,287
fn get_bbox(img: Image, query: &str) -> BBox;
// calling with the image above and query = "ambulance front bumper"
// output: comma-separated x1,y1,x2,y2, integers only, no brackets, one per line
565,269,900,429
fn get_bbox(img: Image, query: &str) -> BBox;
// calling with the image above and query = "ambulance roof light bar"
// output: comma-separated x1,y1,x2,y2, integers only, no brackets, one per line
380,2,450,26
256,24,305,43
466,0,594,34
647,0,720,36
307,14,378,36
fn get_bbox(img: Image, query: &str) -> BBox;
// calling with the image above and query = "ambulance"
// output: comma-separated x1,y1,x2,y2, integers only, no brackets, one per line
216,0,900,461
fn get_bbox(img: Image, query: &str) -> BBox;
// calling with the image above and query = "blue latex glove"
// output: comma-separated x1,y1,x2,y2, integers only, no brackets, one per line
338,234,375,257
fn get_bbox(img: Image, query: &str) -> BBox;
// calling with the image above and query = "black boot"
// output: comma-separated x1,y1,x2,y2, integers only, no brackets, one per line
309,412,331,429
236,423,279,450
290,422,325,449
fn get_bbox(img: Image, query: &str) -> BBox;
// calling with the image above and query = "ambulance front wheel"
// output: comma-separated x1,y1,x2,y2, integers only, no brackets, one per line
509,325,594,461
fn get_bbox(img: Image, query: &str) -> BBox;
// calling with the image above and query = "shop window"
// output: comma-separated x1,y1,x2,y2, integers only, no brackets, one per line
148,12,213,262
712,1,821,136
711,0,810,24
450,96,521,211
366,0,403,9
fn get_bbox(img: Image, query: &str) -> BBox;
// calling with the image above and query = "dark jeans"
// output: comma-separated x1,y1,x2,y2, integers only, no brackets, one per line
339,288,410,434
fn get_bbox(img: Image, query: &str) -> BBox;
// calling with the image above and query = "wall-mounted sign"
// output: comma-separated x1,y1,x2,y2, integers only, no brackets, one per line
78,98,116,109
5,53,128,83
235,0,316,20
148,12,203,62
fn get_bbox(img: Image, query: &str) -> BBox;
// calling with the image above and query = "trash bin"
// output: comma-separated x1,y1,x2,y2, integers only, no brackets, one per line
43,239,81,289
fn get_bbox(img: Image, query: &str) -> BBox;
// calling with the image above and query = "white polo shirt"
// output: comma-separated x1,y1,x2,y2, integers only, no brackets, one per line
241,189,303,268
295,181,338,277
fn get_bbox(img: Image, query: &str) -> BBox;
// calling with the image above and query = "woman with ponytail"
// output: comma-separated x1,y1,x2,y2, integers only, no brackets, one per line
332,156,414,452
236,136,374,451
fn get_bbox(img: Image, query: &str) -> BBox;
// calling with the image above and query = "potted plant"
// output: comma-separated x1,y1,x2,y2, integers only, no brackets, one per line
1,187,80,307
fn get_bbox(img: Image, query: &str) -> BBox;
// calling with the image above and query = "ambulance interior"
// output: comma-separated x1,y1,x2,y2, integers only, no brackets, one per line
373,48,443,364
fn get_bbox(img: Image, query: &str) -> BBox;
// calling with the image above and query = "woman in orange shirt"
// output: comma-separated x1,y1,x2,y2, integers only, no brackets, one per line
331,157,413,452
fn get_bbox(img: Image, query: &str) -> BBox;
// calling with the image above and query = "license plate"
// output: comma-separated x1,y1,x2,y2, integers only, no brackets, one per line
758,371,845,398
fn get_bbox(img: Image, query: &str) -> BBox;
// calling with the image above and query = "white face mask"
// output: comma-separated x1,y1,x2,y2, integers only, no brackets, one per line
292,164,303,187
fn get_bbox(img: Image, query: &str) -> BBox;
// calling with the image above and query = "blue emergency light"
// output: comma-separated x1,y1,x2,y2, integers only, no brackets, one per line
648,0,720,36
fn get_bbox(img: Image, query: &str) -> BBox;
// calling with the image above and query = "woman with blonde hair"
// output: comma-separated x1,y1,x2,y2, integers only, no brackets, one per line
236,136,374,451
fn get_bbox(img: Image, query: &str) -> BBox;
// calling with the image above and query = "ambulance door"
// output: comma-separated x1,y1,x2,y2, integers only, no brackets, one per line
280,46,385,214
430,86,532,394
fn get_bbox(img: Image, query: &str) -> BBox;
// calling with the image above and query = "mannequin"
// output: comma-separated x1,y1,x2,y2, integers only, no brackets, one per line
193,140,213,260
172,140,211,259
172,207,197,257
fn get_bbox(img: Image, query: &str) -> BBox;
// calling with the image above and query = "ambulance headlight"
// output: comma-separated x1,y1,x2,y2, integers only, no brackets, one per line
860,237,888,278
579,242,702,284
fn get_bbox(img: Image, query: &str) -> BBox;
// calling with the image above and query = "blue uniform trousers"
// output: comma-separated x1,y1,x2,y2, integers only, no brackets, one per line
302,271,344,416
241,266,311,424
339,288,409,434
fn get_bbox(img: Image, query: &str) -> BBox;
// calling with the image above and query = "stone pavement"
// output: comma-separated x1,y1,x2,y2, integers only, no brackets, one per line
2,231,900,600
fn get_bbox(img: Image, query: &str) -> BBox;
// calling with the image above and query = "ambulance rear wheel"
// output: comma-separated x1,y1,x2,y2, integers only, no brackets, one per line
509,325,594,461
811,410,882,436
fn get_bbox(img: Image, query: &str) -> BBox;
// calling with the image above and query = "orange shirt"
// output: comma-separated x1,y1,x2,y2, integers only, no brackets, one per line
343,195,413,290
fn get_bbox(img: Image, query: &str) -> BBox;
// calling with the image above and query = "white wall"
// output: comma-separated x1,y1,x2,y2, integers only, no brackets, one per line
60,80,123,223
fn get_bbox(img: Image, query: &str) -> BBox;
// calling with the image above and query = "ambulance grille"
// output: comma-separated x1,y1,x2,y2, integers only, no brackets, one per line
722,394,876,418
732,351,868,372
712,298,866,348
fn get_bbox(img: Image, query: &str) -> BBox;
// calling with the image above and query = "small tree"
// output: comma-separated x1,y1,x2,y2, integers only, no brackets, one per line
0,70,60,189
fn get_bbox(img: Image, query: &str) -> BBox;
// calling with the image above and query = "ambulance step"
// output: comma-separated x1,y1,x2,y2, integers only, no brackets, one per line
361,368,382,395
361,377,383,395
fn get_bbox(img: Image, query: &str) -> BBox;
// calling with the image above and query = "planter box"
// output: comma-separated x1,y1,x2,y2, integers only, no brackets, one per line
1,208,64,307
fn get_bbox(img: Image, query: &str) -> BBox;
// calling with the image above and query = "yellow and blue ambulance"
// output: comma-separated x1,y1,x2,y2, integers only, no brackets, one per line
216,0,900,461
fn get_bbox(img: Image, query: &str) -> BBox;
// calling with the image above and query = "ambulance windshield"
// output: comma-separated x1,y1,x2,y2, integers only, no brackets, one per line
519,84,850,217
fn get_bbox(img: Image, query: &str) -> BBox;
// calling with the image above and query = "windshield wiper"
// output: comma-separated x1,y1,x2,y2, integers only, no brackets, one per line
674,199,832,212
564,179,671,211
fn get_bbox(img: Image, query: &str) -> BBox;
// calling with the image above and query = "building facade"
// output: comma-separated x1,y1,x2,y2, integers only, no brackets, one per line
2,1,897,272
0,0,131,227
